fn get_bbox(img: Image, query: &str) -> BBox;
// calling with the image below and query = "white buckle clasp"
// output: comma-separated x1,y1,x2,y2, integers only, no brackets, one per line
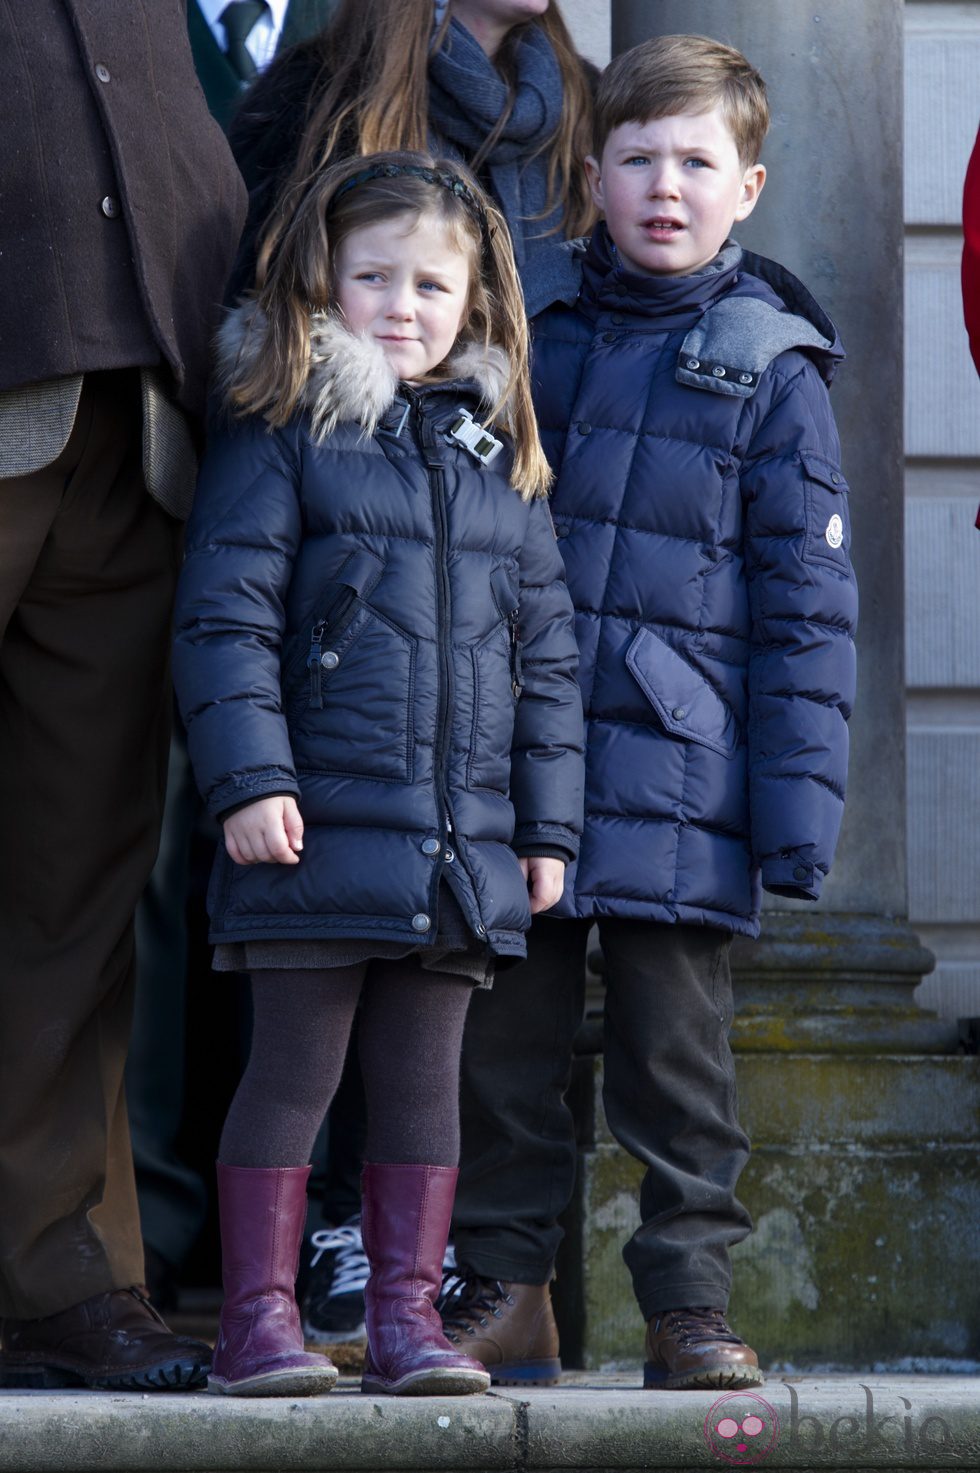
447,408,503,466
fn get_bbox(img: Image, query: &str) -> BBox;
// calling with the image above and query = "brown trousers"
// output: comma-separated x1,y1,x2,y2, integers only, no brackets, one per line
0,373,182,1318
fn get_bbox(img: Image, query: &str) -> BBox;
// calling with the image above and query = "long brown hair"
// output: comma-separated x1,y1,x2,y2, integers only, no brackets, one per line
280,0,594,242
228,152,552,499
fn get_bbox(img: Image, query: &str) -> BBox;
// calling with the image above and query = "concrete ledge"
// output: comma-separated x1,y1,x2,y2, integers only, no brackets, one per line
0,1375,978,1471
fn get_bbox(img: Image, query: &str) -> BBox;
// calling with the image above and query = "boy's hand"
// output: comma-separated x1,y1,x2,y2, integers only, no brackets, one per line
519,856,566,915
223,795,304,865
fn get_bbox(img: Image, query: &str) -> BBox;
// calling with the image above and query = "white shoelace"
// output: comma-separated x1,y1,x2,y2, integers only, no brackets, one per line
308,1221,457,1298
309,1221,370,1297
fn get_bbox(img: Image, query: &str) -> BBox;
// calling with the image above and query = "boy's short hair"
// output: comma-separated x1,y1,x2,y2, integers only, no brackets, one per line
594,34,770,168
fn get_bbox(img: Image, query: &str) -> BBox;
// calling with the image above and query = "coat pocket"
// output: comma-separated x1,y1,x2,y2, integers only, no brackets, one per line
800,451,851,570
468,591,520,795
287,551,417,783
626,628,739,759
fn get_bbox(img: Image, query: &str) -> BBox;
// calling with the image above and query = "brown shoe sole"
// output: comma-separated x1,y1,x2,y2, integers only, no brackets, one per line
644,1360,764,1391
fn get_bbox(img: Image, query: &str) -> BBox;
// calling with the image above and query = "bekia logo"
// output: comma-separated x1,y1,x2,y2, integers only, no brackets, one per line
704,1384,955,1464
704,1391,780,1465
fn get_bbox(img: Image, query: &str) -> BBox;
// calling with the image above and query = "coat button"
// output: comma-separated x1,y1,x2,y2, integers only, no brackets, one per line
793,865,810,882
100,196,119,219
739,372,753,385
421,837,441,856
603,331,617,343
476,922,487,937
686,358,700,370
411,913,431,932
95,63,111,83
831,472,842,484
556,524,570,538
320,650,340,670
577,422,591,435
672,707,686,720
712,365,727,378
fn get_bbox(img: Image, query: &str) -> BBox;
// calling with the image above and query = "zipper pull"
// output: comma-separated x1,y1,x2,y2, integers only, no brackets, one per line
508,610,524,698
308,621,325,709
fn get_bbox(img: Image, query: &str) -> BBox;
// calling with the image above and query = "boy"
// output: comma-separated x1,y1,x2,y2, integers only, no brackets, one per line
441,35,857,1390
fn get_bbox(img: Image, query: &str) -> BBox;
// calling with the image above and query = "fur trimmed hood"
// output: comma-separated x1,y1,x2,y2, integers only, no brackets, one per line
215,302,512,441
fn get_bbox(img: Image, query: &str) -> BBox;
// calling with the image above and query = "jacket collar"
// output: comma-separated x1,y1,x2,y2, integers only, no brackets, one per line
579,222,742,331
215,303,511,440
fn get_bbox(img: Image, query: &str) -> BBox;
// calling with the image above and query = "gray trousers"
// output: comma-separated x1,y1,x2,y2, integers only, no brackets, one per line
452,917,752,1319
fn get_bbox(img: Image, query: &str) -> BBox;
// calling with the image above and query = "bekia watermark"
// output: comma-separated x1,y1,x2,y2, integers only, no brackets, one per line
704,1391,780,1465
704,1383,954,1464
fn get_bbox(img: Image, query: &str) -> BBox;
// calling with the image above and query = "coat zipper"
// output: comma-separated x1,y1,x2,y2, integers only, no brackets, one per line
307,621,325,709
409,389,485,936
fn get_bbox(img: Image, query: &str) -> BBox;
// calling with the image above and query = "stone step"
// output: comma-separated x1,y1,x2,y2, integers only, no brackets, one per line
0,1374,976,1471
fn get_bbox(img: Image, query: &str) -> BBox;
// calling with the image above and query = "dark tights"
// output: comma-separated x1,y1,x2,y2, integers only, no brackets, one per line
219,960,473,1169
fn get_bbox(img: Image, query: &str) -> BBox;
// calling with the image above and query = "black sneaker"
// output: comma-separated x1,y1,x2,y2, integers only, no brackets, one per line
300,1216,369,1344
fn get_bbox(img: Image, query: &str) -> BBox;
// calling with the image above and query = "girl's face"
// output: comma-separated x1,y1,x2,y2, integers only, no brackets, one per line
333,211,473,382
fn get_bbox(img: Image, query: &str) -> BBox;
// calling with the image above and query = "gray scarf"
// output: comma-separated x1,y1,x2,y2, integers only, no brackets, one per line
428,19,565,289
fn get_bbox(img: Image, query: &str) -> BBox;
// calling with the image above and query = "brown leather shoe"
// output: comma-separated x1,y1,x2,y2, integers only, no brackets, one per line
439,1272,561,1386
0,1287,211,1391
644,1307,762,1390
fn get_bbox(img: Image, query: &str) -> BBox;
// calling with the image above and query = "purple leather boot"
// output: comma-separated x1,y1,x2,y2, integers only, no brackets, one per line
360,1163,491,1396
208,1163,338,1396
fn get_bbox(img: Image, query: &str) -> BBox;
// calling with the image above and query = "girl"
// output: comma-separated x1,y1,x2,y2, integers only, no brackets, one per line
226,0,596,315
172,151,583,1399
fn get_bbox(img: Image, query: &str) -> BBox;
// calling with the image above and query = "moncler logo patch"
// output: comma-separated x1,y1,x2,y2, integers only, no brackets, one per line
825,514,844,550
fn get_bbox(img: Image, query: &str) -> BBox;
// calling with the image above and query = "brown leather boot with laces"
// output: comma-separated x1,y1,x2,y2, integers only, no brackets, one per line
644,1307,762,1390
438,1271,561,1386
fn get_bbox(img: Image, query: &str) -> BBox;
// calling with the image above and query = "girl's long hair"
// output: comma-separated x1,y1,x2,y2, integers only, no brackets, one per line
228,152,552,499
276,0,594,244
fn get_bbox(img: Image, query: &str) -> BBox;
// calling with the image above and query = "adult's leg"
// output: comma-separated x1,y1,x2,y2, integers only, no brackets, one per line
452,917,590,1283
598,919,752,1318
128,721,208,1287
0,372,181,1320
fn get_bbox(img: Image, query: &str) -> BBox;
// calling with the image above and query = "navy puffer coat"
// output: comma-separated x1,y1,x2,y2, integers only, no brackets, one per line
534,227,858,937
173,312,584,960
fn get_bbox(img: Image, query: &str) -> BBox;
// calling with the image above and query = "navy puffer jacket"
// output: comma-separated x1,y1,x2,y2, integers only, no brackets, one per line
534,227,858,937
173,312,584,960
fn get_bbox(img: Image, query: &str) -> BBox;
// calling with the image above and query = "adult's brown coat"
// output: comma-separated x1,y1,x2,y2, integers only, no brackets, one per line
0,0,246,418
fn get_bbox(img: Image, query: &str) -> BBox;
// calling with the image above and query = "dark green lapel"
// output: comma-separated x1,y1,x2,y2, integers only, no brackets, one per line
188,1,246,133
279,0,337,49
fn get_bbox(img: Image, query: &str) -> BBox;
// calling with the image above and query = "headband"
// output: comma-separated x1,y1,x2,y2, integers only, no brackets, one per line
330,162,494,255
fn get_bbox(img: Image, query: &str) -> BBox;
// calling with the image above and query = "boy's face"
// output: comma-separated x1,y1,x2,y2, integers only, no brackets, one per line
585,106,765,278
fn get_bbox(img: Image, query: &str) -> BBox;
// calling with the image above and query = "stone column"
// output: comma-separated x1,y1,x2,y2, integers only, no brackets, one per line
555,0,980,1370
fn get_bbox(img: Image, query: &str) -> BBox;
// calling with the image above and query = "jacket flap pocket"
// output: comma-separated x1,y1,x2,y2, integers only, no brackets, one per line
335,547,385,600
800,454,849,567
800,450,848,494
490,564,519,618
626,628,738,759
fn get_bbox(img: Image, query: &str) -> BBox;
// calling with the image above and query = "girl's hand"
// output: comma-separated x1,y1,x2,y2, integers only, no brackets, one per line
519,856,566,915
223,796,304,865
